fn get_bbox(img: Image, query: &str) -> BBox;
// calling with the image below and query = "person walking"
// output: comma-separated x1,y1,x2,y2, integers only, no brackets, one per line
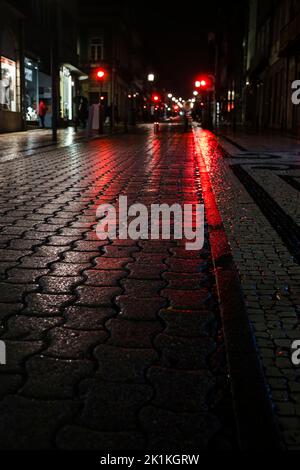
38,100,47,128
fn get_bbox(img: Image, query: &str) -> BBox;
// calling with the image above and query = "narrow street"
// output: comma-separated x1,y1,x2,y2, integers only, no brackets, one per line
0,123,236,450
1,121,300,451
2,0,300,457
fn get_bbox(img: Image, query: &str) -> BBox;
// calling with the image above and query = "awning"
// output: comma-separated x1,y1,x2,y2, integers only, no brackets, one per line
63,63,88,80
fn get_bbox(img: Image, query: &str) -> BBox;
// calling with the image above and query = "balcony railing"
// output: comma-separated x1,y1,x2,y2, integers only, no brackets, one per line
280,12,300,55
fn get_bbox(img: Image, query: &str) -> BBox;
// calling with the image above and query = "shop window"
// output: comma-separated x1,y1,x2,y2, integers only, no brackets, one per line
90,37,104,62
0,56,17,112
60,66,73,121
25,57,39,122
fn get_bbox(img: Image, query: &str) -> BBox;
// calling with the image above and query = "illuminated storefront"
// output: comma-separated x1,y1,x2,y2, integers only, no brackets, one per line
0,56,17,112
24,58,52,127
60,65,73,121
0,23,23,132
24,57,39,122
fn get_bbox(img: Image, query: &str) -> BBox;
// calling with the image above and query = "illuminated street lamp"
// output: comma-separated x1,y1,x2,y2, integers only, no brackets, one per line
148,73,155,82
167,93,173,98
193,90,198,96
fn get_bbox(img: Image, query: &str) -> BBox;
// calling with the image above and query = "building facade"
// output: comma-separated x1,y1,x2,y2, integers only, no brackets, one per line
213,1,247,128
0,0,25,132
0,0,83,132
244,0,300,132
78,0,144,127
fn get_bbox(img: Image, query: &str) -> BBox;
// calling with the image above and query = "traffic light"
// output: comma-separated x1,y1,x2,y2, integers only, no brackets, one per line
96,69,106,80
152,94,160,103
194,76,214,91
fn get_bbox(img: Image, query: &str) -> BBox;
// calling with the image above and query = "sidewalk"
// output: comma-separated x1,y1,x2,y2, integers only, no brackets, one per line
0,125,126,163
216,127,300,155
194,126,300,449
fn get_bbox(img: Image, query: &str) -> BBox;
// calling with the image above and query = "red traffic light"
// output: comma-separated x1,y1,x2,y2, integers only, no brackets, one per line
96,69,105,80
195,79,207,88
195,76,214,90
151,93,161,103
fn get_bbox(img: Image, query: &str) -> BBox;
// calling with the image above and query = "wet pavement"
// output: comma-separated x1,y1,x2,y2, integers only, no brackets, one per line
0,128,84,163
196,127,300,450
0,124,236,450
0,126,124,163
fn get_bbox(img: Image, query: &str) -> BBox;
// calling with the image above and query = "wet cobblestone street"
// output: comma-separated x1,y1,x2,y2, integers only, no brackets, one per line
0,124,235,450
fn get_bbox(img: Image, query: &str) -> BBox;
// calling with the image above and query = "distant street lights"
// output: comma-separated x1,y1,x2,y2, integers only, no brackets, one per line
148,73,155,82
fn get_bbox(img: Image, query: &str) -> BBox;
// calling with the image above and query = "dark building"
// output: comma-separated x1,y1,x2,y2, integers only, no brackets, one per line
78,0,144,126
244,0,300,131
213,1,248,128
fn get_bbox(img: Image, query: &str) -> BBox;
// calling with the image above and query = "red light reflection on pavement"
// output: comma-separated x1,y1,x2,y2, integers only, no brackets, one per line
193,130,231,261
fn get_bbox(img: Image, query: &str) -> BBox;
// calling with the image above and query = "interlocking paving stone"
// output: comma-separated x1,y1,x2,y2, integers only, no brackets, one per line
45,328,108,359
21,356,94,399
56,426,145,451
147,366,215,412
140,406,221,450
106,318,162,349
0,396,79,450
83,269,127,286
79,379,153,432
161,288,211,310
3,316,63,340
23,293,75,316
76,286,122,307
39,276,83,294
0,374,23,399
159,309,216,337
63,306,116,330
94,344,158,383
153,333,216,369
0,283,37,302
0,341,44,373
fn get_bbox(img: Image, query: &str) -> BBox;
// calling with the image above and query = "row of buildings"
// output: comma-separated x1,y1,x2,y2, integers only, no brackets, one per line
213,0,300,132
0,0,146,132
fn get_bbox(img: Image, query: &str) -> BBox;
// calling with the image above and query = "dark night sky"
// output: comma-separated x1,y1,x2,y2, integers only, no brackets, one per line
132,0,221,98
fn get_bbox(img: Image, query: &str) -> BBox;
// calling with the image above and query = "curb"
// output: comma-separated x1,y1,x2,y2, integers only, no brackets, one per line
193,129,283,450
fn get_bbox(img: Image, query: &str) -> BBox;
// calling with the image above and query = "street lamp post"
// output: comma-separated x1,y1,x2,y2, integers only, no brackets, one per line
96,69,105,135
194,76,215,130
50,0,59,142
147,73,155,122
